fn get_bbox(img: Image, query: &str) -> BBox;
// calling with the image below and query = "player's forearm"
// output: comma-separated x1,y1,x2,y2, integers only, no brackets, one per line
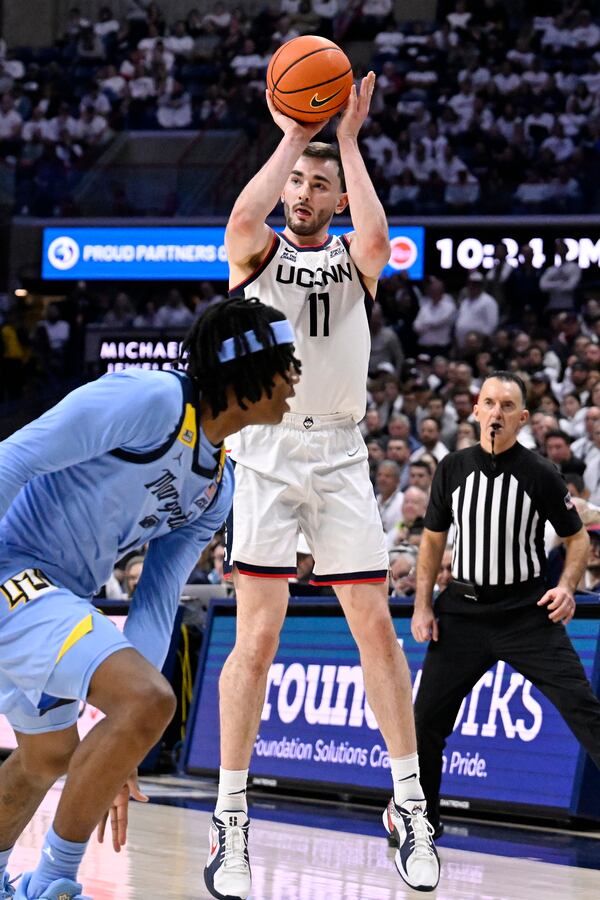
414,529,447,611
559,527,590,594
337,136,389,254
228,130,309,227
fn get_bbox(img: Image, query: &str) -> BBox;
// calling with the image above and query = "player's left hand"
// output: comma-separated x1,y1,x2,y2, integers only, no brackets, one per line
537,586,576,624
336,71,376,140
97,771,149,852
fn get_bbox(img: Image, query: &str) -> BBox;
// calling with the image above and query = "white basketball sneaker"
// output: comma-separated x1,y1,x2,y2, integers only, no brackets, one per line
204,810,251,900
383,797,440,892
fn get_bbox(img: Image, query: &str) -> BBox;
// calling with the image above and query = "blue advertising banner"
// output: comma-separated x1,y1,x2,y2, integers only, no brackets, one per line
41,226,424,281
185,603,600,816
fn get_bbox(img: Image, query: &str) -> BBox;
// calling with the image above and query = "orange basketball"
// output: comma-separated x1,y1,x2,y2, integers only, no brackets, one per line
267,36,353,123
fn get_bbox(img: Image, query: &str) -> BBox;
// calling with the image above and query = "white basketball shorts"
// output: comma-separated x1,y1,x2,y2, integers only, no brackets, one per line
226,413,388,584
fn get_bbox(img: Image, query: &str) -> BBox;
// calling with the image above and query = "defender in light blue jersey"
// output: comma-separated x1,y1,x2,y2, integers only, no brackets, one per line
0,298,300,900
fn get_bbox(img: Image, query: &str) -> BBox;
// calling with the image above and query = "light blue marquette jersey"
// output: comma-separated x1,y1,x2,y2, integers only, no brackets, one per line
0,368,233,670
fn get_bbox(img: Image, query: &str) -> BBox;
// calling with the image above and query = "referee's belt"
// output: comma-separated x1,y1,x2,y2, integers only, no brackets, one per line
448,577,545,604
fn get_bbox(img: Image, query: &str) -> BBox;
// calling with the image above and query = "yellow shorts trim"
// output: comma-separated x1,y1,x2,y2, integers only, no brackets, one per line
55,613,94,665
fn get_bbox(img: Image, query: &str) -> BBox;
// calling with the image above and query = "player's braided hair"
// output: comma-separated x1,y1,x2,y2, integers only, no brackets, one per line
179,297,301,417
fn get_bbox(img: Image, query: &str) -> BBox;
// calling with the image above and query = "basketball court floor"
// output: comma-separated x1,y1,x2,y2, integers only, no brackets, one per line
8,776,600,899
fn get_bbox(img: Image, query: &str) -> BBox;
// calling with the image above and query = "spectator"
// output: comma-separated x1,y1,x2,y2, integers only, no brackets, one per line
123,554,144,598
386,485,428,549
411,417,450,464
539,239,582,313
375,459,404,534
408,459,433,495
544,429,586,477
154,290,194,328
454,272,499,350
389,548,417,597
412,276,456,357
368,304,403,376
435,546,453,592
386,437,411,490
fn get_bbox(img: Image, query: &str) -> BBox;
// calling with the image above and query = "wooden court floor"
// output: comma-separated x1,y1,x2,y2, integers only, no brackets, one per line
9,780,600,899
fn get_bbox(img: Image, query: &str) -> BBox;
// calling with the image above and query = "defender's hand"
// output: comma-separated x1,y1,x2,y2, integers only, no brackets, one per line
336,71,376,141
97,772,149,852
266,90,330,140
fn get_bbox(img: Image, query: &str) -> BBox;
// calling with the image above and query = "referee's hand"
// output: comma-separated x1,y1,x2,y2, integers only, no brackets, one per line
537,587,576,624
411,608,439,643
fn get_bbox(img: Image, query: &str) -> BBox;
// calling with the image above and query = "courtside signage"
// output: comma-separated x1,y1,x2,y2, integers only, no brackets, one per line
185,603,600,816
42,226,425,281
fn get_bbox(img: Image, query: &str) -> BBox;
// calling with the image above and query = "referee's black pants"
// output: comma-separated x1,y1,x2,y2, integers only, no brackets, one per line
414,604,600,831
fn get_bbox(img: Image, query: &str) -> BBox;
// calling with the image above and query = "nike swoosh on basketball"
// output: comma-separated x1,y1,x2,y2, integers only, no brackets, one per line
310,87,344,108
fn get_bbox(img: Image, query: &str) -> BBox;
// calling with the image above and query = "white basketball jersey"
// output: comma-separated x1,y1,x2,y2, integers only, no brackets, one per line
231,230,373,421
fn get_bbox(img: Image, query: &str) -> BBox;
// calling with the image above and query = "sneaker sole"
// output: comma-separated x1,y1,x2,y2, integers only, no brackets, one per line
382,808,440,893
203,867,249,900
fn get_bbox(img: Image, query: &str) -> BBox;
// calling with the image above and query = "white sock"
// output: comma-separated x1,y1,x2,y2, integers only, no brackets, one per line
215,767,249,817
390,753,425,806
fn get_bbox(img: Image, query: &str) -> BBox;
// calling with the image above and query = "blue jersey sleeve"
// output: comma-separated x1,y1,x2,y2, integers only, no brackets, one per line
123,466,233,669
0,371,182,519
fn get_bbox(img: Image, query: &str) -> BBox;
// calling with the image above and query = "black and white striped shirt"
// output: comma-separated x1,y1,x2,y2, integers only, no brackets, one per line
425,442,582,590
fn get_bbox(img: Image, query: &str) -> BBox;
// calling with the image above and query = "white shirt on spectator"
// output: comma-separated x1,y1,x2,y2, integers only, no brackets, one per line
514,180,552,204
80,91,111,116
313,0,339,17
524,110,554,138
458,66,490,89
539,261,581,310
521,69,549,93
41,319,70,351
165,34,194,56
445,176,480,207
154,304,194,328
100,74,127,97
95,19,119,37
413,294,456,347
454,292,499,348
363,132,397,167
230,53,267,77
447,11,471,29
46,114,79,142
0,108,22,139
410,442,449,464
374,30,404,54
571,23,600,48
494,72,521,94
436,154,467,184
77,113,108,143
448,90,475,124
130,75,156,98
377,489,404,533
540,134,575,162
363,0,393,14
555,70,579,95
421,134,448,161
496,115,522,143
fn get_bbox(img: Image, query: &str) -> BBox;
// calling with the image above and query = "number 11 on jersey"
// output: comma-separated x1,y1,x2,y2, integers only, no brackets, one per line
308,291,330,337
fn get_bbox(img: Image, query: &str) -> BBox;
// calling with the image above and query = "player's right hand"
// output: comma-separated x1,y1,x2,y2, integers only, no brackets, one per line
411,607,439,643
266,90,330,140
97,771,149,852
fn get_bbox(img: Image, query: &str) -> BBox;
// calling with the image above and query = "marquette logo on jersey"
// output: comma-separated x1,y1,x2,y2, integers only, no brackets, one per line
388,235,418,271
47,236,80,270
144,469,192,530
0,569,57,611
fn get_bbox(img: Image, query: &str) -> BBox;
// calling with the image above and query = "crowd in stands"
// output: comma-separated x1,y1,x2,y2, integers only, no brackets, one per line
1,1,600,215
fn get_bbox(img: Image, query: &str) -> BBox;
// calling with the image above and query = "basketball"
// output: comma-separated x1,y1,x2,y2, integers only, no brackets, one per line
267,36,353,123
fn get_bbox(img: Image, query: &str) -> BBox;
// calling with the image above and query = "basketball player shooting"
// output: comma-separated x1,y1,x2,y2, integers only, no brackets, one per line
204,72,440,899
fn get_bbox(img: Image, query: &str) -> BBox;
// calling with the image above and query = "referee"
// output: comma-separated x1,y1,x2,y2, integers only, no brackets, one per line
412,371,600,837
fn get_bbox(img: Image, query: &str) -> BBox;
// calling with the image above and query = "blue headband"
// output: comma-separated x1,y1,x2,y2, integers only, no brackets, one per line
217,319,295,363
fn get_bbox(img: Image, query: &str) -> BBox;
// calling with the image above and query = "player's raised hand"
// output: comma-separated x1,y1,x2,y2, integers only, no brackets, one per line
266,90,330,140
336,71,376,141
97,770,149,852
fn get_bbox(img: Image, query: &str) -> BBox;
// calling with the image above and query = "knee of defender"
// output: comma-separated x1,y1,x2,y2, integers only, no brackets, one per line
127,679,177,738
20,740,78,783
